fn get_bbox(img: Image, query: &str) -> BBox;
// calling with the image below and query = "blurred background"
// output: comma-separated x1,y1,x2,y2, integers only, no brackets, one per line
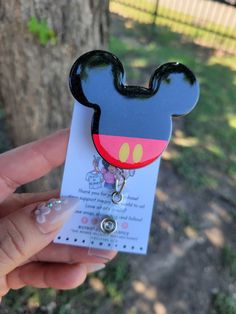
0,0,236,313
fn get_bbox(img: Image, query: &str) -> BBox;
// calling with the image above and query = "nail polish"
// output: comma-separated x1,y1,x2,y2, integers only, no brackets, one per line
34,197,79,234
86,263,105,273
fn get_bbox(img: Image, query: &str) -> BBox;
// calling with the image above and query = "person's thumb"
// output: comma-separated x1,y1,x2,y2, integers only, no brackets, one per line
0,197,78,276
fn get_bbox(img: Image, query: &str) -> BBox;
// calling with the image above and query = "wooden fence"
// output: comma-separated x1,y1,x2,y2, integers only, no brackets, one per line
110,0,236,54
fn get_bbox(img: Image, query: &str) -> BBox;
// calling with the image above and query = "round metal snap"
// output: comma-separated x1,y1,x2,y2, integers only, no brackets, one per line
100,216,117,234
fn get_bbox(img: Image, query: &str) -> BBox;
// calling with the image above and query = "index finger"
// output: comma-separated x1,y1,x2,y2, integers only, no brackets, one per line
0,129,69,202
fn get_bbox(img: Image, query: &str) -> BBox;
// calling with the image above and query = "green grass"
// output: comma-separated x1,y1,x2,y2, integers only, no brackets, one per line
27,17,57,45
110,0,236,53
109,19,236,198
210,292,236,314
1,11,236,314
1,255,130,313
221,245,236,278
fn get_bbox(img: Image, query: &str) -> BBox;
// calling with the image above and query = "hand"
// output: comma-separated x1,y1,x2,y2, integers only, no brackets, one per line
0,129,116,300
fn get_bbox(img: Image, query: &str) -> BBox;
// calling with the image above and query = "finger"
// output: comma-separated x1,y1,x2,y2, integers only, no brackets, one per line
0,276,9,298
0,190,59,218
32,243,117,264
0,129,69,202
7,262,87,290
0,197,78,276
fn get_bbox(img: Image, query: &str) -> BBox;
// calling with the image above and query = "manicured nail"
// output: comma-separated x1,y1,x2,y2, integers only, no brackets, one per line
88,248,117,261
34,197,79,234
86,263,105,273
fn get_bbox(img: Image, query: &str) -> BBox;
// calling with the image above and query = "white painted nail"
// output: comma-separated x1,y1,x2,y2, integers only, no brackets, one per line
86,263,105,273
34,197,79,234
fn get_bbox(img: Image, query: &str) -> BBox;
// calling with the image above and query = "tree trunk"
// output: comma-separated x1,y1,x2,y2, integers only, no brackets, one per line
0,0,109,191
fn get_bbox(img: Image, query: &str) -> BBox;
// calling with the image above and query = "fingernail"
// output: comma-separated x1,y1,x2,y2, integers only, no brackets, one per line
86,263,105,273
88,248,117,261
34,197,79,234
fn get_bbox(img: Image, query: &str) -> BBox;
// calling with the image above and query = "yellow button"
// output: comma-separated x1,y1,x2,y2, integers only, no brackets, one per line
133,144,143,163
119,143,130,162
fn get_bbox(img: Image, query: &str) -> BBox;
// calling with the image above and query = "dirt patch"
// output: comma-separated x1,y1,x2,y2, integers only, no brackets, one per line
121,160,236,314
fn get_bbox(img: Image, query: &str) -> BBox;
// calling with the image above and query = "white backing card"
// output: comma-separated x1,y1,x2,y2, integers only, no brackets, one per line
54,102,160,254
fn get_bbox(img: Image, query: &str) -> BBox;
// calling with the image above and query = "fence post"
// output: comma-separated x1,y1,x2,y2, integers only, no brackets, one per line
153,0,160,25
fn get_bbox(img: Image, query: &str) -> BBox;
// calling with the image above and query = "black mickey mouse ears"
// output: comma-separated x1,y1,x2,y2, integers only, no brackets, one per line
69,50,199,116
69,50,200,169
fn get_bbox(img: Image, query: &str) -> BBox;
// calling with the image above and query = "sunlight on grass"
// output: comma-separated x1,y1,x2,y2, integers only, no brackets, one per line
208,55,236,71
206,144,225,159
110,2,153,23
89,277,105,292
154,302,168,314
131,57,148,67
204,227,225,248
173,136,199,147
184,226,198,239
27,294,40,311
209,201,232,223
204,211,221,225
227,115,236,129
110,0,236,53
160,219,174,234
156,188,169,202
132,280,157,300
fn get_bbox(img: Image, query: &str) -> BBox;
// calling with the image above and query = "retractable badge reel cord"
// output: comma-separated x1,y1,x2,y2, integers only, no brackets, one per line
69,50,199,253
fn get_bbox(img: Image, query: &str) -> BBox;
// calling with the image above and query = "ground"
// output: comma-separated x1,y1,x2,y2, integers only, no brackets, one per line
0,12,236,314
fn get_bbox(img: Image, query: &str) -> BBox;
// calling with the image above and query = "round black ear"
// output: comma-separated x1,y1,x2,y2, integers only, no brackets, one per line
150,63,199,116
69,50,125,109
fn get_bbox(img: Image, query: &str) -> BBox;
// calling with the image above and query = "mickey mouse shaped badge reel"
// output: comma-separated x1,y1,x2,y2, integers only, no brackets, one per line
69,50,199,236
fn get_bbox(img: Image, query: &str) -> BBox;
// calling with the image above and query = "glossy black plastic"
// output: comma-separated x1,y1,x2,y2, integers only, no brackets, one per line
69,50,199,169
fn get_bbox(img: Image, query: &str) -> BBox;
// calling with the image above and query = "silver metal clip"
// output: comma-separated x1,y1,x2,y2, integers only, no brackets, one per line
111,173,126,204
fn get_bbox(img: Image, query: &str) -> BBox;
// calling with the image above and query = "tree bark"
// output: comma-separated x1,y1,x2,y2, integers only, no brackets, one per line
0,0,109,191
